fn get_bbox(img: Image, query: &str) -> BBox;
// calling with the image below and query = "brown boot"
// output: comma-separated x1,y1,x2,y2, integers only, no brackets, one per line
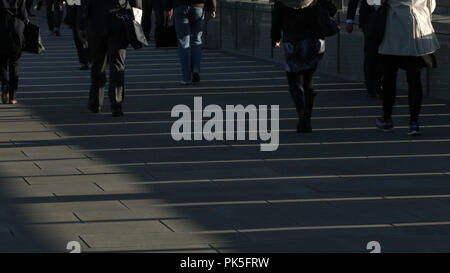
2,86,10,104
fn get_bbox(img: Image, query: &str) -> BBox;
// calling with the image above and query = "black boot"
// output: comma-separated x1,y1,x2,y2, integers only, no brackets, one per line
287,73,308,133
301,90,316,133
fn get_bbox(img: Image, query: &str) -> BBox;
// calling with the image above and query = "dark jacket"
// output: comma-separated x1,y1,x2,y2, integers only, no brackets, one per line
346,0,375,28
0,0,29,53
165,0,216,12
81,0,142,36
271,0,337,45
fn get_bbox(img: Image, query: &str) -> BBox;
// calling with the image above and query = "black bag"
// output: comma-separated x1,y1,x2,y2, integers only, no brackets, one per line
155,16,177,48
22,23,45,54
365,0,389,46
114,1,148,49
316,2,340,37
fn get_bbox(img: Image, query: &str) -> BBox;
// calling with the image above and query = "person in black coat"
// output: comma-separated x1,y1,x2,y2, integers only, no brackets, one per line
272,0,336,133
0,0,29,104
46,0,63,36
65,1,89,70
81,0,142,116
345,0,382,98
141,0,165,42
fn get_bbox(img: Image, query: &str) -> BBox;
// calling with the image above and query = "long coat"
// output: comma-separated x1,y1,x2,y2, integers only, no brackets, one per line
379,0,440,56
81,0,142,37
0,0,28,53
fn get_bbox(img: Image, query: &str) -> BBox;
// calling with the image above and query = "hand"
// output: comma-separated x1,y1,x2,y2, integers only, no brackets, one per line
274,41,281,48
345,23,354,33
209,11,216,19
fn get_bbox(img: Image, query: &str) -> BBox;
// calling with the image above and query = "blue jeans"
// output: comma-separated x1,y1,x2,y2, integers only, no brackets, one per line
174,6,205,82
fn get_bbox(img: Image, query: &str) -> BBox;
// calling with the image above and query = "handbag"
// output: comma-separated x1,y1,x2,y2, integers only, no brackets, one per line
365,0,389,46
113,0,148,49
316,2,340,37
22,22,45,54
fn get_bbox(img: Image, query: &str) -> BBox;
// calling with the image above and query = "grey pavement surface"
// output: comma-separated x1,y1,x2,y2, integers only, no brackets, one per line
1,18,450,253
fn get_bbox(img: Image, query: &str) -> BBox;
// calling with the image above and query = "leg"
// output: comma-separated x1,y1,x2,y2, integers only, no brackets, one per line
53,0,63,35
174,6,192,83
46,0,55,32
8,51,21,102
153,0,166,29
0,54,10,104
363,28,381,97
286,72,307,132
73,29,88,66
88,34,108,112
380,55,398,121
302,69,316,132
405,61,423,124
189,7,205,75
107,17,129,115
142,0,153,40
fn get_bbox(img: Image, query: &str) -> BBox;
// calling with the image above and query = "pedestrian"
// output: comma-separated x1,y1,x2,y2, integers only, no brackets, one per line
345,0,382,98
165,0,216,85
46,0,63,36
142,0,165,42
65,0,89,70
376,0,439,136
0,0,29,104
271,0,336,133
82,0,142,117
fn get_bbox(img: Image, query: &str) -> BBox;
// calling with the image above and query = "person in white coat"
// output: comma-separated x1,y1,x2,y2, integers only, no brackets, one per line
376,0,439,136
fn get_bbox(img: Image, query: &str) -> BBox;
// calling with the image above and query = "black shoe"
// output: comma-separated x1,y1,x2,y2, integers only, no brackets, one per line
79,64,89,70
192,73,200,83
112,110,124,117
55,30,61,37
88,104,100,113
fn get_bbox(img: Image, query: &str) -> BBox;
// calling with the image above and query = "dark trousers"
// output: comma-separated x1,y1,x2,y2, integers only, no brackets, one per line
72,29,89,65
286,70,315,118
26,0,34,13
0,51,22,99
362,26,382,95
46,0,63,31
88,16,129,112
142,0,165,40
381,55,423,123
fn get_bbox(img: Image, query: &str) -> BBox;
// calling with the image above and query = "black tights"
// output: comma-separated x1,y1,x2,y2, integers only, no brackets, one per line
286,70,315,117
0,51,21,99
381,55,423,123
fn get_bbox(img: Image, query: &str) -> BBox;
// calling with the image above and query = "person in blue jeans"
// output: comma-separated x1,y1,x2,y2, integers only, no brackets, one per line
166,0,216,85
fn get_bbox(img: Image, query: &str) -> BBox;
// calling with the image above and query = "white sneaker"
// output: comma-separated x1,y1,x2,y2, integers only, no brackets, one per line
180,80,192,85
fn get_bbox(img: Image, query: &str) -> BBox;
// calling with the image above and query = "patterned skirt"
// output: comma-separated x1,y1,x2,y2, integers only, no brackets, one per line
283,38,325,73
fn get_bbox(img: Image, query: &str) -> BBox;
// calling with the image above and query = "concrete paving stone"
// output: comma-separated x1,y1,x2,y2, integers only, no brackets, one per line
86,243,217,253
329,200,426,225
13,211,80,225
24,173,153,185
12,200,128,215
73,209,177,223
80,231,248,249
0,132,61,142
23,220,172,239
0,177,29,187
